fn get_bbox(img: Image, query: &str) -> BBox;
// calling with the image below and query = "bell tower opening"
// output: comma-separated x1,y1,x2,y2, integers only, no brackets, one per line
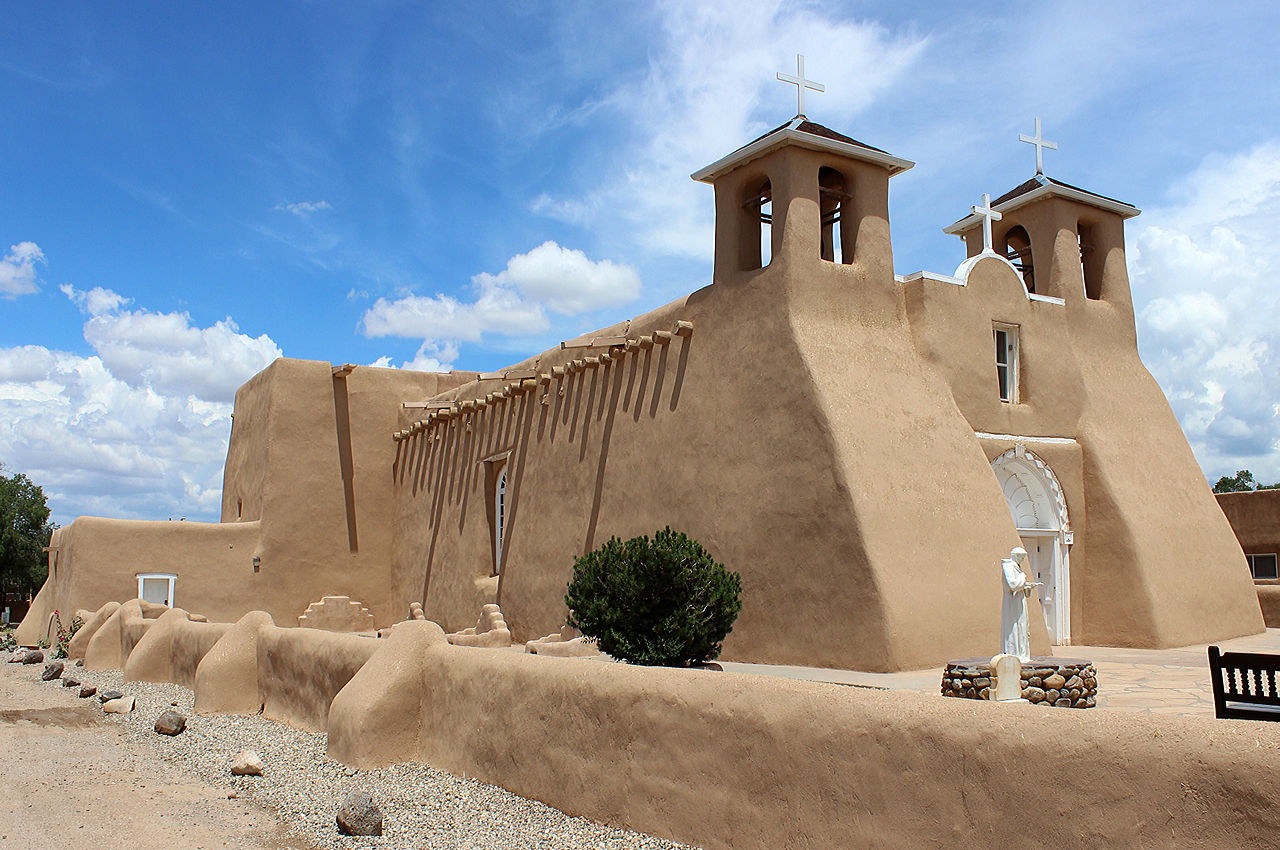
741,177,772,271
1003,225,1035,293
819,166,852,264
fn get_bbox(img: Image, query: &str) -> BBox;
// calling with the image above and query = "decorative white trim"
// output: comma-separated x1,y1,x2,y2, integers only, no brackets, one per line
944,180,1139,236
992,447,1071,534
954,250,1021,284
1028,293,1066,305
896,270,963,286
691,126,914,183
974,432,1077,445
137,573,176,608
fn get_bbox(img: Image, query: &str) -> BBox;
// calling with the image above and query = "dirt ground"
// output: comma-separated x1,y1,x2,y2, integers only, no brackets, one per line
0,660,307,850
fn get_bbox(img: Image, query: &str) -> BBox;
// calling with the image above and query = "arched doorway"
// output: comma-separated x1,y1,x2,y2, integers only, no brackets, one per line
992,447,1073,644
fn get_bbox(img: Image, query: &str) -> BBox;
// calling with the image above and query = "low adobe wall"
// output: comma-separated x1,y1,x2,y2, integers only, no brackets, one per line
256,624,380,731
328,622,1280,850
1257,586,1280,628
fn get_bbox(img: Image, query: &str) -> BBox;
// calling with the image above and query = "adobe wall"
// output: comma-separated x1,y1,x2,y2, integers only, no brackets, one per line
329,623,1280,850
220,358,473,628
1217,489,1280,556
912,200,1262,648
392,148,1046,673
17,517,262,646
255,624,379,731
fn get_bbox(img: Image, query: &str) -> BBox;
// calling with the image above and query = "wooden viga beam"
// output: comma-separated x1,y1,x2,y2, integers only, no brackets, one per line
560,336,627,350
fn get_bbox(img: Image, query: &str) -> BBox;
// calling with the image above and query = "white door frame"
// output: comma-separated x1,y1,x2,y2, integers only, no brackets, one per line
993,447,1072,644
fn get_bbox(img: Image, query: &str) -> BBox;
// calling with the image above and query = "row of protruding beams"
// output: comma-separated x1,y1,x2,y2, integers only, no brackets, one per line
392,320,694,441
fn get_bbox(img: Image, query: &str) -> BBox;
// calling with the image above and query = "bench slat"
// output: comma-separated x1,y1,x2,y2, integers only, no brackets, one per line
1209,646,1280,720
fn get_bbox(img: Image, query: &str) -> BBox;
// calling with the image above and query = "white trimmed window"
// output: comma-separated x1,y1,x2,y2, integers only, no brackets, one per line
137,573,176,607
494,467,508,575
994,323,1020,403
1248,554,1279,580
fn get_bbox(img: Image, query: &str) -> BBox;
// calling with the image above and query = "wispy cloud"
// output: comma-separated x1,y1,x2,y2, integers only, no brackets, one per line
274,200,333,217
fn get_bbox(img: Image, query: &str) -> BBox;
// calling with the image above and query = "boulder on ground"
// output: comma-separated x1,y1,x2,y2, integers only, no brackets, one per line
336,789,383,836
154,710,186,736
103,696,135,714
41,661,64,681
62,677,81,688
22,650,43,665
98,689,124,703
8,649,27,663
78,685,97,699
230,750,264,776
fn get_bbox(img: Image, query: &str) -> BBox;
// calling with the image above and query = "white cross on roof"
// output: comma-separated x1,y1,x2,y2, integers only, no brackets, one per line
971,193,1002,253
776,54,824,118
1018,117,1058,175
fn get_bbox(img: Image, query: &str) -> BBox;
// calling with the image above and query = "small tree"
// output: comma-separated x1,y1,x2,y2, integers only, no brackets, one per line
0,465,55,602
1214,469,1280,494
565,528,742,667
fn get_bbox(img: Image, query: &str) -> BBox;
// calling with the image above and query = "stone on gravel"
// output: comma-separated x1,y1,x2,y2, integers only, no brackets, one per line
63,677,80,688
74,659,84,667
336,789,383,836
230,750,264,776
154,710,186,736
41,661,64,681
103,696,135,714
78,685,97,698
8,649,27,663
21,650,43,665
98,689,124,703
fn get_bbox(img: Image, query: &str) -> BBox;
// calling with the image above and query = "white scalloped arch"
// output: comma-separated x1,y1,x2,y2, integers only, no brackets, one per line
991,447,1070,532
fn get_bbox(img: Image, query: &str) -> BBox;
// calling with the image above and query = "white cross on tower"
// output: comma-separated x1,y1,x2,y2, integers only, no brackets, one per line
777,54,824,118
972,193,1002,254
1018,117,1058,175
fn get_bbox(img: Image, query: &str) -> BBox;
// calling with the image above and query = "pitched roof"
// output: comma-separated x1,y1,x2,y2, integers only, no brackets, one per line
691,116,913,183
944,174,1140,235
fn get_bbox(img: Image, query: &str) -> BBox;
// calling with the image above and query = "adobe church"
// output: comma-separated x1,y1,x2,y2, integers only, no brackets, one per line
19,66,1264,672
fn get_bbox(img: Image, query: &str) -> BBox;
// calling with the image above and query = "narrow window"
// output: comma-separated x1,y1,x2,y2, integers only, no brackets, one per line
818,167,850,263
1249,553,1279,580
741,178,772,271
494,466,507,575
994,323,1019,403
237,498,243,519
1078,223,1102,300
1003,226,1035,293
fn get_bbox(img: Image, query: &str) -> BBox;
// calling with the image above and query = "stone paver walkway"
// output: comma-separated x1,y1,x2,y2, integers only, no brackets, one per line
719,628,1280,717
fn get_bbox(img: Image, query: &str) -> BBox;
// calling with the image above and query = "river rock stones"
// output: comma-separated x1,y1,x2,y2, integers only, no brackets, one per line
154,710,186,736
231,750,265,776
942,658,1098,709
336,789,383,836
21,650,43,665
78,685,97,698
98,689,124,703
103,696,135,714
41,661,64,681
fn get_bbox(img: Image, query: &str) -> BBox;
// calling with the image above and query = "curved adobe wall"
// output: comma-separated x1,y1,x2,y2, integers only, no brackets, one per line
256,624,379,731
329,630,1280,850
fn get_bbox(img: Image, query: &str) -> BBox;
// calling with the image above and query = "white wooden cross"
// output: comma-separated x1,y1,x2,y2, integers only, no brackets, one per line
1018,117,1058,175
972,193,1002,253
777,54,824,118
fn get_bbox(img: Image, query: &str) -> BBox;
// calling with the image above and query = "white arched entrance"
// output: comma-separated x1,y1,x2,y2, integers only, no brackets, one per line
992,446,1073,644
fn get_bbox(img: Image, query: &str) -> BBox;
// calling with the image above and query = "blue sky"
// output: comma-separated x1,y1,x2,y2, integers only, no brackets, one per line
2,0,1279,524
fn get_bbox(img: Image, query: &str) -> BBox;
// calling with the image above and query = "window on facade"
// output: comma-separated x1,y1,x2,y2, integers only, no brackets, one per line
1249,553,1279,580
1078,223,1102,300
1003,226,1035,293
741,178,772,271
137,574,176,607
994,324,1019,403
494,467,508,575
818,166,850,264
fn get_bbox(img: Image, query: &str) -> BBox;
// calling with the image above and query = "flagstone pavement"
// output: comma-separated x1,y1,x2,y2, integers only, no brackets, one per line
719,628,1280,718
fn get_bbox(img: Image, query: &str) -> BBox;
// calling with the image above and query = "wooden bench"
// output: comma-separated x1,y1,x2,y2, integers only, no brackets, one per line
1208,645,1280,720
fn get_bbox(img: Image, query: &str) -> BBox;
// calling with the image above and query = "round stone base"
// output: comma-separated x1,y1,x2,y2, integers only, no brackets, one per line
941,657,1097,708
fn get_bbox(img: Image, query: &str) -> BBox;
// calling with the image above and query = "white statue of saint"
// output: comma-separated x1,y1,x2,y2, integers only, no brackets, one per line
1001,547,1040,662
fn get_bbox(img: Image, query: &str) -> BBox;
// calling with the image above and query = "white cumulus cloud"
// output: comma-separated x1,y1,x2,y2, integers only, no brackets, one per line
1132,141,1280,484
0,241,45,297
274,200,332,216
0,276,284,523
362,240,639,362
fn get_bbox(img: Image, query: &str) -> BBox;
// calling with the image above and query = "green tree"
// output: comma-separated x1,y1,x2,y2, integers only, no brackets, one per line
565,527,743,667
0,465,55,600
1213,469,1280,494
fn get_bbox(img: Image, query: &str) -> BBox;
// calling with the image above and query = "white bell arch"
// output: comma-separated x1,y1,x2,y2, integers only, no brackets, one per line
992,446,1072,644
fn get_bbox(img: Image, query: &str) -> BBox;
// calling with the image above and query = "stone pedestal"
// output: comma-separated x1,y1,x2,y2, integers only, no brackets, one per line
941,657,1097,708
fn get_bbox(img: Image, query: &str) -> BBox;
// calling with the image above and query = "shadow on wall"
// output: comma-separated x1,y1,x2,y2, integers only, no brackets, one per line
392,334,693,604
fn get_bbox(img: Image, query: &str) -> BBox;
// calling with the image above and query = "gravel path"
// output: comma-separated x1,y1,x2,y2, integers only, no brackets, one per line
27,661,693,850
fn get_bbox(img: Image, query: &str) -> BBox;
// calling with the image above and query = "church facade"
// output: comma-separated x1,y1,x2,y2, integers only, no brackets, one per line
20,114,1264,672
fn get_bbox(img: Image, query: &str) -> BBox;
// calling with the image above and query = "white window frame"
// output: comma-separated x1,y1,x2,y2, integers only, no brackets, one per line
994,323,1020,404
1248,553,1279,581
137,573,176,607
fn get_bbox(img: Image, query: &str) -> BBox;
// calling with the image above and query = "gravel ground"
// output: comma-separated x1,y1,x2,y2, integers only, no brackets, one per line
37,663,693,850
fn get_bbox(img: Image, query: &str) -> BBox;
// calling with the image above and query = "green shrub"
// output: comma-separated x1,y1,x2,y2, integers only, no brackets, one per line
51,610,82,659
565,527,742,667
